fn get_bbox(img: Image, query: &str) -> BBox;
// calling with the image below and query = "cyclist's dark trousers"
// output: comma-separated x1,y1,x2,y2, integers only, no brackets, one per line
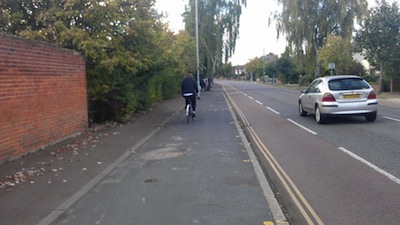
184,96,196,111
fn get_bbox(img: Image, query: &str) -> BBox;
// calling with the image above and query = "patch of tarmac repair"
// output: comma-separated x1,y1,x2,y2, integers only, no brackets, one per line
141,147,187,160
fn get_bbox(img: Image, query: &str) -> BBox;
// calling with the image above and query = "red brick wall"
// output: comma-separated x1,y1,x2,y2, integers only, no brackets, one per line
0,34,87,164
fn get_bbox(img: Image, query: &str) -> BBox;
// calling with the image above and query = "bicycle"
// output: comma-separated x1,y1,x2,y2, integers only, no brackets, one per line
185,97,194,124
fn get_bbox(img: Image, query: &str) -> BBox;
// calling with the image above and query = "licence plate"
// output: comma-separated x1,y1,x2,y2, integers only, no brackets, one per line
343,94,361,99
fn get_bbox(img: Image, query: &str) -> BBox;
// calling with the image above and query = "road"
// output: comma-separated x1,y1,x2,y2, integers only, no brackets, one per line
219,79,400,225
28,83,281,225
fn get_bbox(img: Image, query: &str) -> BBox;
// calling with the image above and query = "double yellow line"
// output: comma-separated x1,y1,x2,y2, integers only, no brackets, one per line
223,85,324,225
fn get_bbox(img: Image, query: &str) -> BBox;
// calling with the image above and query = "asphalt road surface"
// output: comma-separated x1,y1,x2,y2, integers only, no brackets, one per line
220,79,400,225
2,79,399,225
34,82,281,225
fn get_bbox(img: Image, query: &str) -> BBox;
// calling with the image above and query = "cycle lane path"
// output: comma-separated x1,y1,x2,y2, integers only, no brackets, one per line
1,84,285,225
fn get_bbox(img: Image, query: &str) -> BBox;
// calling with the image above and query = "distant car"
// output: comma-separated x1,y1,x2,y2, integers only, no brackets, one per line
298,75,378,124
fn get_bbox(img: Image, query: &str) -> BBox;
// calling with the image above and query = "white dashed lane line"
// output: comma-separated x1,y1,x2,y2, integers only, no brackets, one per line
241,92,318,136
266,106,280,115
287,119,318,135
383,116,400,122
338,147,400,185
255,100,263,105
240,91,400,186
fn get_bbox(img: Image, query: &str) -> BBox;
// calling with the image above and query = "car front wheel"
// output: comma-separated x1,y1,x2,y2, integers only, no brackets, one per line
315,105,326,124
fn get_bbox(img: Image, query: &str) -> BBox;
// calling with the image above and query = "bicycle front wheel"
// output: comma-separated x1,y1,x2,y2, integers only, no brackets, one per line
186,104,191,124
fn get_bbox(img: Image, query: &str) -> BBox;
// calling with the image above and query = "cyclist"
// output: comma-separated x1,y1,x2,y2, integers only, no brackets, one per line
181,74,199,117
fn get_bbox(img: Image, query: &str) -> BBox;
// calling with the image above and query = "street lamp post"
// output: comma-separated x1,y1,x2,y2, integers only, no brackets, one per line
263,48,265,83
195,0,200,94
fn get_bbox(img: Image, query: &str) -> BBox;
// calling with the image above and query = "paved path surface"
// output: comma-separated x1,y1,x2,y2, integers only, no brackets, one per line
0,84,285,225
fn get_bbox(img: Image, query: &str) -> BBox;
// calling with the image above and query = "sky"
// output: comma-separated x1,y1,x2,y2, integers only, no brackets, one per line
155,0,397,66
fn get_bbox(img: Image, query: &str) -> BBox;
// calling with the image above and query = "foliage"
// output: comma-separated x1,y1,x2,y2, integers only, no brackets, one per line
245,57,261,80
261,50,301,84
319,35,353,74
299,74,314,86
355,0,400,92
220,62,234,78
342,60,365,76
244,57,272,81
265,63,277,78
0,0,193,122
272,0,368,77
362,74,379,83
174,31,197,75
183,0,246,80
274,52,300,84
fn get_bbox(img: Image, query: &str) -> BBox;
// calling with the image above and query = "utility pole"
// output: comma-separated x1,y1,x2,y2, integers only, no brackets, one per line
195,0,200,95
263,48,265,83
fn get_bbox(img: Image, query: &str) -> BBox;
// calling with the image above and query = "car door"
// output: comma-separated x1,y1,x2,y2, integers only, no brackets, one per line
302,79,322,112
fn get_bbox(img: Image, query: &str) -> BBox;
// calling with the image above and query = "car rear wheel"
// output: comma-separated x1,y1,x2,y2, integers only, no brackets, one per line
315,105,326,124
299,101,307,117
365,112,377,122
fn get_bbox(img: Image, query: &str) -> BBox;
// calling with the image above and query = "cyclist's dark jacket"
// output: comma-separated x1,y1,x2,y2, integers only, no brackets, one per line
181,77,198,97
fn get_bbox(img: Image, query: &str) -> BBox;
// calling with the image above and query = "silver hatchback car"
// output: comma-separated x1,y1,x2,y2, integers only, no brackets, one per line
298,75,378,124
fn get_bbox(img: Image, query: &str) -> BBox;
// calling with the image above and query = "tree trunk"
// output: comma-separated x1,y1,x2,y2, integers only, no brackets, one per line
390,78,394,94
378,65,384,94
314,40,321,78
315,58,320,78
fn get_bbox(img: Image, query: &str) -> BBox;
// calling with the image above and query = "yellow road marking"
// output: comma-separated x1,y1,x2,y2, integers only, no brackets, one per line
223,84,324,225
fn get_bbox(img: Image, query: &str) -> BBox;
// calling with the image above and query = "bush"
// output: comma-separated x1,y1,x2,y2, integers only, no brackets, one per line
87,68,136,123
362,75,379,83
299,74,314,86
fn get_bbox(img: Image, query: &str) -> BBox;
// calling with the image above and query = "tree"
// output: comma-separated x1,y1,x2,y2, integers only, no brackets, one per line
173,31,198,74
0,0,191,122
343,60,365,76
274,52,299,84
271,0,368,77
220,62,234,78
245,57,261,81
355,0,400,93
319,35,353,74
183,0,246,81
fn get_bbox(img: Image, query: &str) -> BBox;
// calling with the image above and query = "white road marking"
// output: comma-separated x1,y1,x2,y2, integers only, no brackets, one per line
338,147,400,185
256,100,263,105
249,96,254,100
383,116,400,122
287,119,318,135
266,106,281,115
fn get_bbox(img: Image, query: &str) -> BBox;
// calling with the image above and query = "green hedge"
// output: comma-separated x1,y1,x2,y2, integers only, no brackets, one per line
88,67,183,124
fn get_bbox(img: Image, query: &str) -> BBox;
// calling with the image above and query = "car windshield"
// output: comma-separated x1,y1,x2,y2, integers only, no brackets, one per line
328,78,370,91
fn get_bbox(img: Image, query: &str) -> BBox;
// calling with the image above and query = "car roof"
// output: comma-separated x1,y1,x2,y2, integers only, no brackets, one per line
318,75,363,81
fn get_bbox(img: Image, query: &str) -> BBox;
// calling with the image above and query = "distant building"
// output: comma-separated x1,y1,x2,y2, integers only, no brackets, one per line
264,53,278,63
234,65,245,76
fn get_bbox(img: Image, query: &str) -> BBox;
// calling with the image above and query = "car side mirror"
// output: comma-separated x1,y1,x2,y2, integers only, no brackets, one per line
301,89,307,94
